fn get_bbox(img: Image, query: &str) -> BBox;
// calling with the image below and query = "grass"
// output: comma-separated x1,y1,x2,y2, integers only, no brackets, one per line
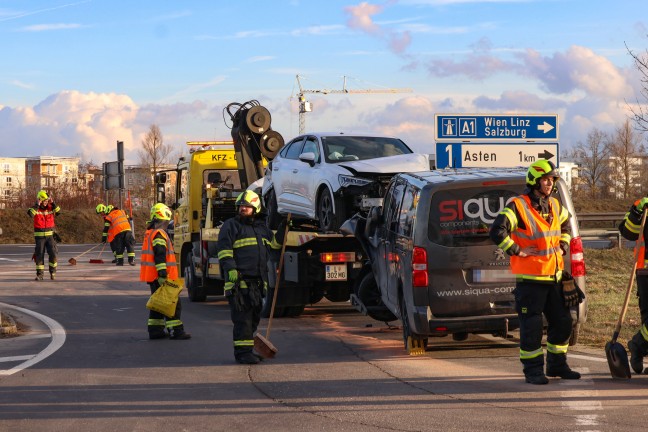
579,247,641,348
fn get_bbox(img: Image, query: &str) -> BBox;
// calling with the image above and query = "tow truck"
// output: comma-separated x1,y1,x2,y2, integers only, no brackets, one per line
157,100,366,317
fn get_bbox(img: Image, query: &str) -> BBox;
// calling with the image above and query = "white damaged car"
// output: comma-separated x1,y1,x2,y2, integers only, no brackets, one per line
262,132,430,231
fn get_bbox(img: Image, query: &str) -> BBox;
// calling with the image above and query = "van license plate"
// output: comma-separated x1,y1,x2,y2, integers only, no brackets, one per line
325,264,347,281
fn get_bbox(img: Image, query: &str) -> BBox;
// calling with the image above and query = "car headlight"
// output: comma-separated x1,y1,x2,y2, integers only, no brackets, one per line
338,175,374,188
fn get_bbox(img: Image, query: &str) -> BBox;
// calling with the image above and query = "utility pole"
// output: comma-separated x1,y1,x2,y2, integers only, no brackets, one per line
295,75,412,135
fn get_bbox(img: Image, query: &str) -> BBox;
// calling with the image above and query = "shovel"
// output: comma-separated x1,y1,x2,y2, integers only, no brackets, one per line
605,208,648,379
254,213,291,359
68,243,102,265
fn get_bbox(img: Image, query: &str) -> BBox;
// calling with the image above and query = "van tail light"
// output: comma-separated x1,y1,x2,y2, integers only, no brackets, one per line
570,236,586,277
412,246,428,287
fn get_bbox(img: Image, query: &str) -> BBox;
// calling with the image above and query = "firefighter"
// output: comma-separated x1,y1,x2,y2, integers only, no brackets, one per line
217,190,287,364
102,204,136,266
140,203,190,340
619,197,648,374
27,190,60,281
95,204,116,263
489,159,581,384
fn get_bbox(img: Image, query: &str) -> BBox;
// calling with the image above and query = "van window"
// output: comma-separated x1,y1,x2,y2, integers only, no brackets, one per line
428,185,522,247
398,185,418,238
383,181,405,233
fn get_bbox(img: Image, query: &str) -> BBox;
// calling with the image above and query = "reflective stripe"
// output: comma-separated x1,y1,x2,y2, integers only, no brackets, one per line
34,231,54,237
547,342,568,354
218,249,233,260
234,340,254,347
148,319,165,326
498,237,515,251
520,347,544,360
233,238,258,248
165,319,183,329
641,324,648,342
501,207,518,231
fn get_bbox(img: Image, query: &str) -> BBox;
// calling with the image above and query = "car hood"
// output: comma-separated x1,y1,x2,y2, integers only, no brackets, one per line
338,153,429,176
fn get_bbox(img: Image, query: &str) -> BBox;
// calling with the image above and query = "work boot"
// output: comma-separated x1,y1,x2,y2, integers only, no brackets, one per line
111,259,117,264
148,331,168,340
628,337,645,375
128,259,136,266
170,330,192,340
252,351,265,362
34,274,43,281
50,273,56,280
116,258,124,266
546,365,581,380
524,370,549,385
236,352,260,365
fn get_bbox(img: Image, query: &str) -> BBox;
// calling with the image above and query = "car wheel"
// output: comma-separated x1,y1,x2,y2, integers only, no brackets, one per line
357,273,397,322
317,187,343,231
185,252,206,302
266,189,281,230
400,295,428,353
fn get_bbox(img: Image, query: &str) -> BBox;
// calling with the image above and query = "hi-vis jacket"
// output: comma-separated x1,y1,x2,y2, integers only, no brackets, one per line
490,193,571,282
619,198,648,268
27,201,61,237
140,228,178,283
104,208,131,243
217,214,282,292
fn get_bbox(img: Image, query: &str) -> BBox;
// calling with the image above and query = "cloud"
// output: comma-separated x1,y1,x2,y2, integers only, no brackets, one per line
10,80,35,90
19,23,84,32
473,90,567,111
344,1,412,55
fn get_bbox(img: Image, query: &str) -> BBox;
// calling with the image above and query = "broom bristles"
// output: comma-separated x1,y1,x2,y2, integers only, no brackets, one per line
254,334,277,359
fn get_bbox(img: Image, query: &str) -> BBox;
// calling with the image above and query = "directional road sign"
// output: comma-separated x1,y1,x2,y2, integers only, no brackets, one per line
435,142,559,169
435,114,559,141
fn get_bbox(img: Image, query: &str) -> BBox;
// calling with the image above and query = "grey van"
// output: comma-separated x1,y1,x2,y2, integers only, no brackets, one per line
348,168,587,354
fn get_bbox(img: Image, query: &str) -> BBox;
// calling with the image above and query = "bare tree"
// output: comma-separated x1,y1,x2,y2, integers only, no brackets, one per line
608,119,645,199
138,124,174,200
627,42,648,133
572,128,612,199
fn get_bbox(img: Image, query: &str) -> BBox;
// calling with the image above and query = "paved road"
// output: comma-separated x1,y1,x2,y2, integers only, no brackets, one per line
1,244,648,432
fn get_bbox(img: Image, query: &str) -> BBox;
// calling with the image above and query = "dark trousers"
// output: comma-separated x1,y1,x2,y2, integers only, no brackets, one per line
228,281,263,358
147,282,184,336
632,271,648,351
34,235,57,275
113,231,136,263
514,280,573,374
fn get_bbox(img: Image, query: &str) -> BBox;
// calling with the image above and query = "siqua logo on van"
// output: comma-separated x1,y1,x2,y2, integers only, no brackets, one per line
438,196,515,224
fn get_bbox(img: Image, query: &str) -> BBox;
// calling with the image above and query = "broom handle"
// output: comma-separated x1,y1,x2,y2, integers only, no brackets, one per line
73,243,102,260
99,242,106,258
266,213,291,339
612,208,648,342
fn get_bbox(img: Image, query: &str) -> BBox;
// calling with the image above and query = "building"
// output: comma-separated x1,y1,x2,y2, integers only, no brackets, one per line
558,161,578,192
26,156,80,190
0,157,27,207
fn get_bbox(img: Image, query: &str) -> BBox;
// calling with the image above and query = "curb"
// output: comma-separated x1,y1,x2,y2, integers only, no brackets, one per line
0,310,18,335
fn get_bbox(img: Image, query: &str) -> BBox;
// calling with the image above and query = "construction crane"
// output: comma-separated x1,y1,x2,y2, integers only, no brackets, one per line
294,75,413,135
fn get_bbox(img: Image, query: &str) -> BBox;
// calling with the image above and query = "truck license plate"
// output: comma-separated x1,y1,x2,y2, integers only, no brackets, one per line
325,264,347,281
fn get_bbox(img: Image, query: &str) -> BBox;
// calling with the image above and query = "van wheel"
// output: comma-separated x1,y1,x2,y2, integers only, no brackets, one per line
400,296,428,353
283,305,306,317
358,273,397,322
317,187,343,231
266,189,281,230
185,252,206,302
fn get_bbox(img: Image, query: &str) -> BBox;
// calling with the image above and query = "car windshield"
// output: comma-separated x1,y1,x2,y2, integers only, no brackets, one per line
322,136,412,163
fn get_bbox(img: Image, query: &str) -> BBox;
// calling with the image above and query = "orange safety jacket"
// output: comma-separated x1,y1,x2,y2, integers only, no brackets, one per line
627,198,648,269
105,209,131,243
139,229,178,282
509,195,564,278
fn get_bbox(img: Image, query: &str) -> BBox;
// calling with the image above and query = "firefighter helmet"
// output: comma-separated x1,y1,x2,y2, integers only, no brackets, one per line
526,159,559,186
235,190,262,214
150,203,172,221
106,204,114,213
37,190,49,201
95,204,107,214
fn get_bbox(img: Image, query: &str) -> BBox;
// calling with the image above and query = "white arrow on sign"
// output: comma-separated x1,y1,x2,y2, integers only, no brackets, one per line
461,144,558,168
537,121,555,134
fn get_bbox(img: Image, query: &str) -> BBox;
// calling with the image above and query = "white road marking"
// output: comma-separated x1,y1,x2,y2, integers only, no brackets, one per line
0,302,66,376
0,355,35,363
560,369,606,430
478,334,608,363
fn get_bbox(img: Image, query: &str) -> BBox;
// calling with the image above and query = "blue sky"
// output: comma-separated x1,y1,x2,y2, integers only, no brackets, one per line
1,0,647,164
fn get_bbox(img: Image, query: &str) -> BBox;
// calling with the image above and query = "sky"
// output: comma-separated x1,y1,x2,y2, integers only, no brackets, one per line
1,0,647,165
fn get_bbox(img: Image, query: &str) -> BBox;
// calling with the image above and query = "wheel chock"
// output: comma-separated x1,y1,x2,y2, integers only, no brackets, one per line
407,336,426,356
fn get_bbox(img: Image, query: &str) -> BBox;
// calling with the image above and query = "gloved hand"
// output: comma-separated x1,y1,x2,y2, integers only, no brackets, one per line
637,197,648,212
228,269,239,283
276,217,292,244
157,277,167,287
562,278,580,307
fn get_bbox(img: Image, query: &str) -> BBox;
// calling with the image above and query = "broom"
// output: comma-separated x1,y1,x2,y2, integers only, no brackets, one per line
89,242,107,264
254,213,291,359
68,243,102,265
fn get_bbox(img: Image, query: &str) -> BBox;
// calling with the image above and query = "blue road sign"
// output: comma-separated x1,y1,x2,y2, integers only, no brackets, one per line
435,114,558,141
435,142,559,169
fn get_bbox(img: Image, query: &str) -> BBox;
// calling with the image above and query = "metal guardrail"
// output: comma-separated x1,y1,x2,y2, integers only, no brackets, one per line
576,212,626,227
576,212,627,248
